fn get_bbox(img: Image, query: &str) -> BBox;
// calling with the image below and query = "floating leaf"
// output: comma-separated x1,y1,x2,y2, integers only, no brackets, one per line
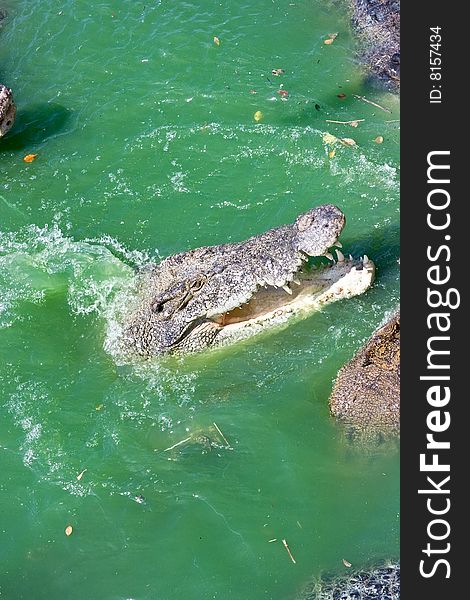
324,32,338,45
65,525,73,536
277,89,289,98
340,137,357,147
23,153,38,163
254,110,263,122
342,558,352,568
374,135,384,144
322,132,338,145
329,149,336,159
337,93,347,99
350,120,360,127
272,68,285,76
95,404,103,411
213,36,220,46
248,89,257,94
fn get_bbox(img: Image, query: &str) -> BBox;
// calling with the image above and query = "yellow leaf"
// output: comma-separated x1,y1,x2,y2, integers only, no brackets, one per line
374,135,384,144
254,111,263,122
95,404,103,411
324,32,338,45
213,36,220,46
23,153,38,163
65,525,73,536
322,132,338,145
340,137,357,147
329,149,336,159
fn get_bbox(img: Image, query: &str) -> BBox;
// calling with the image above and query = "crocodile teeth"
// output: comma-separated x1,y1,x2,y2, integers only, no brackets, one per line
335,249,345,262
349,254,353,261
324,252,334,261
334,241,343,248
292,277,301,285
363,254,370,265
282,285,293,295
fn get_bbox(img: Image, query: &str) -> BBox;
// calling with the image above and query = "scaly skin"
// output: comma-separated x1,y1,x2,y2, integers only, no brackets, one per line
0,84,16,137
121,205,373,356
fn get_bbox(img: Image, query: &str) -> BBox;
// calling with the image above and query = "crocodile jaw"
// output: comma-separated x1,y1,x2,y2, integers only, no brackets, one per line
204,256,375,349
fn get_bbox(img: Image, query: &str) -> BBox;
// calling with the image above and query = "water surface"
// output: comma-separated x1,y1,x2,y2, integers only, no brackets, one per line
1,1,399,598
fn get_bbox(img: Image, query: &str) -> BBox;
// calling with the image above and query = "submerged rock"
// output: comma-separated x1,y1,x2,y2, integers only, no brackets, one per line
350,0,400,88
302,561,400,599
0,84,16,137
329,311,400,434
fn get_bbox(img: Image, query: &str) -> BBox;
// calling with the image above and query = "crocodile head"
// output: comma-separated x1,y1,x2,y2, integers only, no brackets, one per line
0,85,16,137
121,205,373,356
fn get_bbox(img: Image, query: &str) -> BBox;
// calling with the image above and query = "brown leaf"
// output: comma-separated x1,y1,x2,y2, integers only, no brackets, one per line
272,68,285,76
322,132,338,145
324,32,338,44
329,149,336,159
340,137,357,147
350,120,360,127
374,135,384,144
343,558,352,568
65,525,73,536
277,89,289,97
23,154,38,163
337,93,346,99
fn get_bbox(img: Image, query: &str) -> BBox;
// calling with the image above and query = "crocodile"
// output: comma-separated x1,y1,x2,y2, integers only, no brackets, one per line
329,310,400,434
0,84,16,137
121,204,375,356
351,0,400,89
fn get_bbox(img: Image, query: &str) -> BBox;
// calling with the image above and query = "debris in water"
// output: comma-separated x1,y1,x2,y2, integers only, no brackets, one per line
65,525,73,536
277,89,289,98
337,93,347,99
324,32,338,45
343,558,352,568
354,94,392,114
213,422,230,447
282,539,296,564
23,154,38,163
254,110,263,122
326,119,365,127
322,132,338,145
163,436,192,452
268,538,277,543
329,149,336,159
213,36,220,46
76,469,87,481
272,68,285,76
339,137,357,147
374,135,384,144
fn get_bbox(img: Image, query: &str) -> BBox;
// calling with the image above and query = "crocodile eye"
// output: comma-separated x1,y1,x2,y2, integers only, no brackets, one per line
324,223,329,228
151,302,164,314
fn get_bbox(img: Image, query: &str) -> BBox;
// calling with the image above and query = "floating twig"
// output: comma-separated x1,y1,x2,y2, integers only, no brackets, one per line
76,469,87,481
282,539,297,564
213,422,230,447
164,436,192,452
268,538,277,543
325,119,365,125
353,94,392,114
385,119,400,123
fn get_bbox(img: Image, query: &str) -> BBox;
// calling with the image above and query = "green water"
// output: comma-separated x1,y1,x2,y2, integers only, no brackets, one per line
1,1,399,598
